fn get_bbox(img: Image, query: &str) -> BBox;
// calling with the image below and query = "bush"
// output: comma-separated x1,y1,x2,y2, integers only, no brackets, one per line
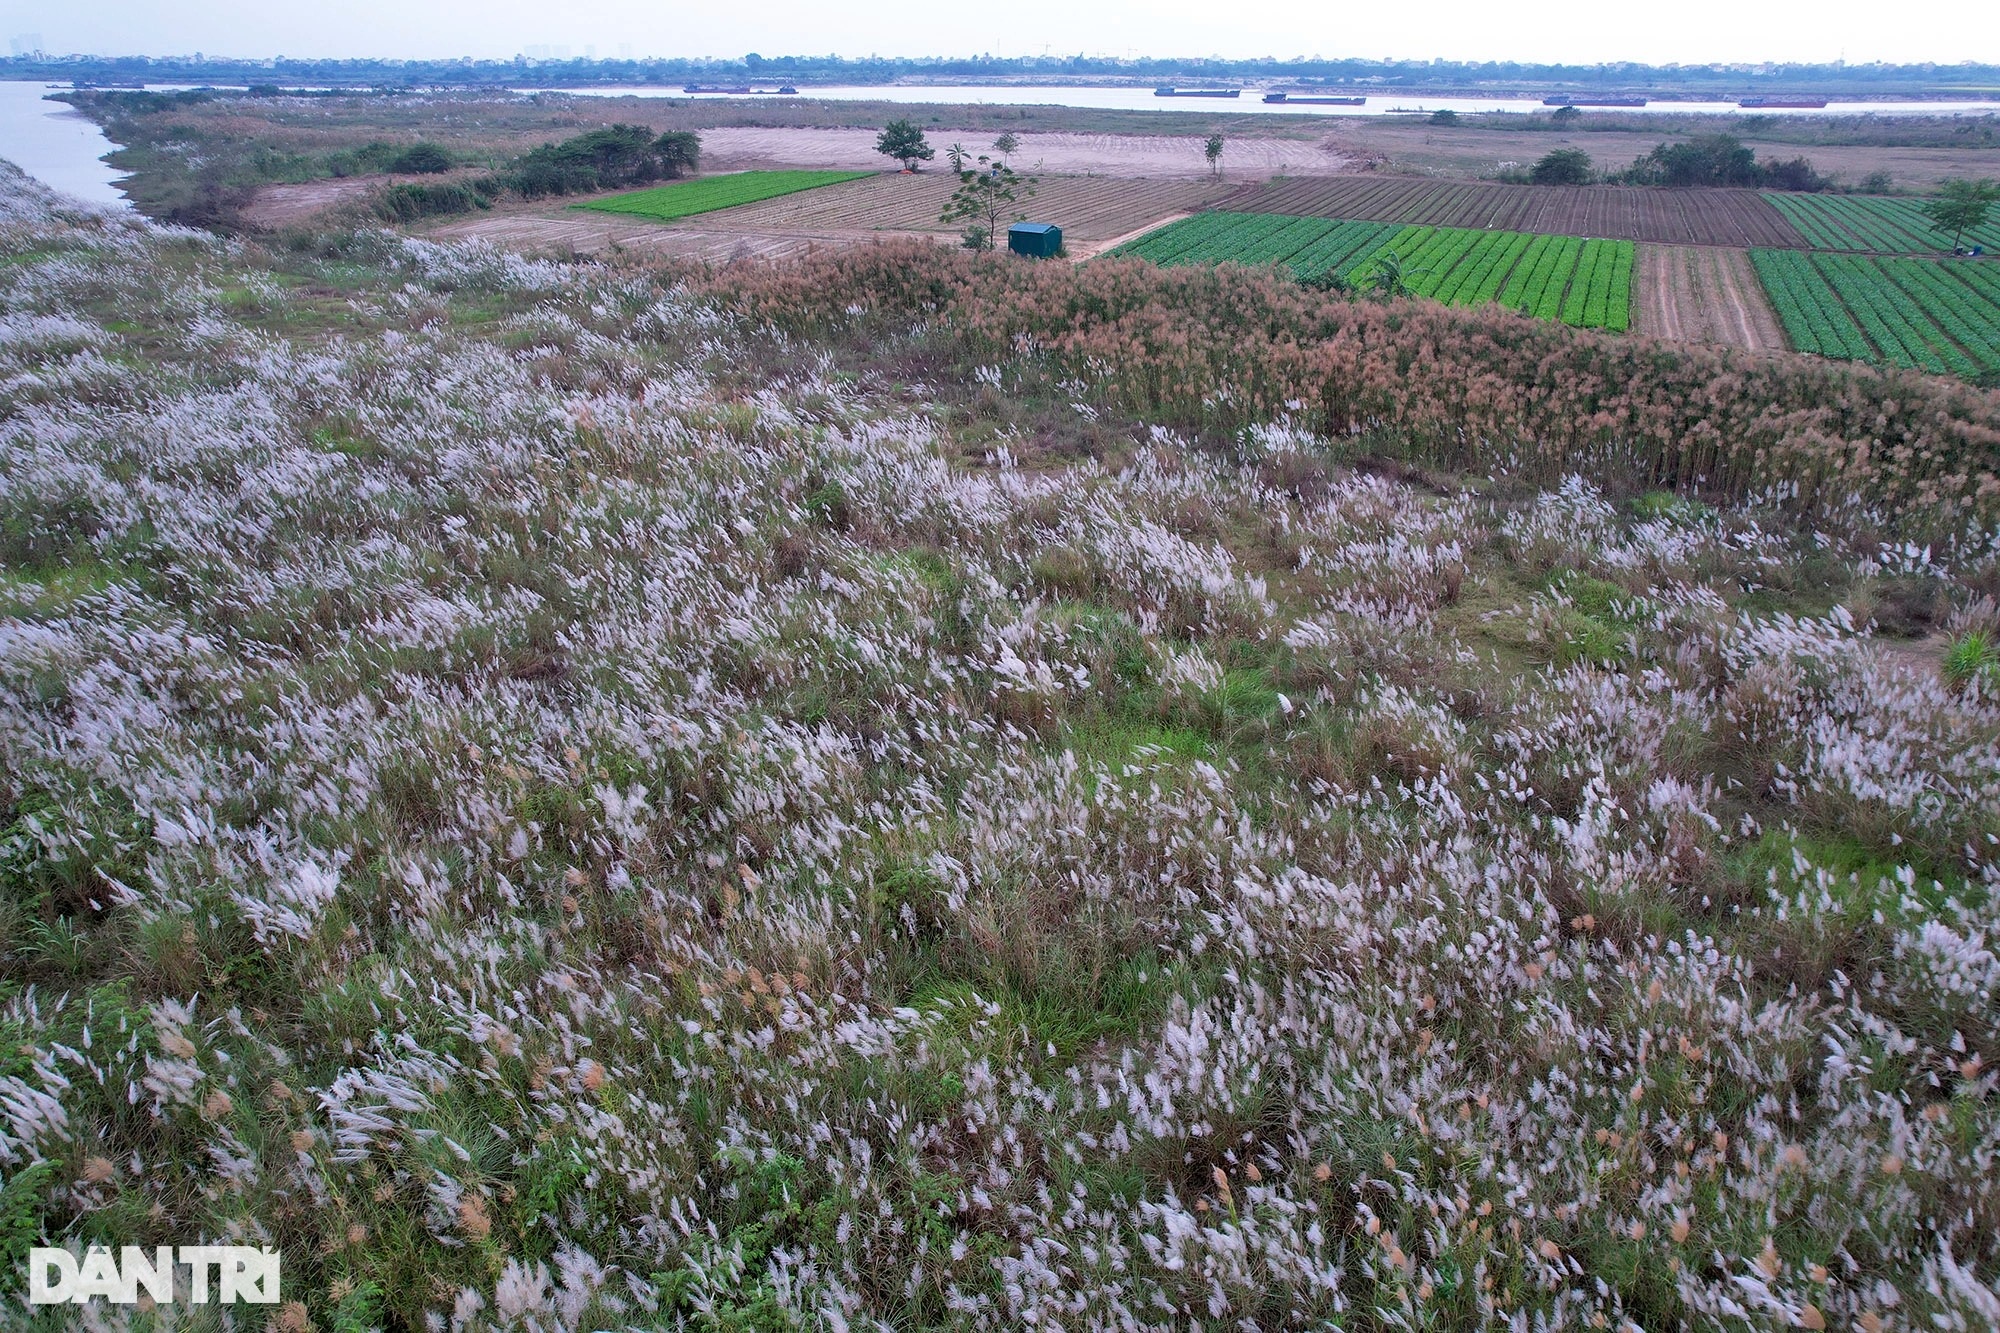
495,126,700,199
375,179,496,222
1529,148,1593,186
387,143,454,175
1942,629,2000,690
1619,133,1829,190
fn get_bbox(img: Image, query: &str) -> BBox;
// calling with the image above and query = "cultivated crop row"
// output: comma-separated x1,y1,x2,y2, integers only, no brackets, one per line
1217,177,1803,248
1753,248,2000,376
1120,212,1638,331
1496,234,1582,318
576,169,872,221
1111,211,1400,279
1762,193,2000,255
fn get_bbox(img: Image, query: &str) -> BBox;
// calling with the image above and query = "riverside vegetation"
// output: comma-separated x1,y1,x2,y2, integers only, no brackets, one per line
1,162,1998,1330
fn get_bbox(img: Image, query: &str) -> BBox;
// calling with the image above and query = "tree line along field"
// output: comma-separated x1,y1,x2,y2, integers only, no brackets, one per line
1762,193,2000,255
1752,249,2000,376
1113,212,1635,330
574,169,871,221
1214,176,1804,248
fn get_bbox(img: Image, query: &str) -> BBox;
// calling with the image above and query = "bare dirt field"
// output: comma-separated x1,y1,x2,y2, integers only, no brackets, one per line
1632,244,1789,351
693,127,1352,179
240,176,389,229
684,173,1224,243
431,173,1227,261
1216,176,1806,247
429,213,948,263
1316,121,2000,193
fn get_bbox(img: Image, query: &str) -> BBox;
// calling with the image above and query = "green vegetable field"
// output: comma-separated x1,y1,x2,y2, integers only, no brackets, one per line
575,170,873,222
1762,193,2000,255
1112,212,1634,331
1752,249,2000,377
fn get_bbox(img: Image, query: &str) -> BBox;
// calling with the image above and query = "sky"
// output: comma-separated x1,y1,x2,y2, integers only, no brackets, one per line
4,0,1997,67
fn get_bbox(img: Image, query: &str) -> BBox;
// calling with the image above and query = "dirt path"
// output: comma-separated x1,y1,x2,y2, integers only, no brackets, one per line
1634,245,1787,352
1077,212,1192,259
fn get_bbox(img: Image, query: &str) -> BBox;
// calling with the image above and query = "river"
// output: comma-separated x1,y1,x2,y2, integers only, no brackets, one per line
543,82,2000,120
0,80,130,207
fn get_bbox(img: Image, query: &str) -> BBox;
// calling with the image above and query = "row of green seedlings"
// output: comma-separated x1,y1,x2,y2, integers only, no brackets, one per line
1114,212,1634,331
1111,212,1400,278
1348,225,1633,331
1763,193,2000,255
1752,248,2000,376
577,170,872,222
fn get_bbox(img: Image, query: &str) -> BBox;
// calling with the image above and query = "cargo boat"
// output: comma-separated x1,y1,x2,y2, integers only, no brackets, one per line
1542,96,1649,107
1737,96,1828,108
1263,93,1367,105
1155,87,1240,98
682,85,798,95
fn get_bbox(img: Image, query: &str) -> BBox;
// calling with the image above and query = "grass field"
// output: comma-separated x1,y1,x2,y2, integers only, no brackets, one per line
5,158,2000,1331
1753,248,2000,376
1762,192,2000,255
575,169,873,221
1113,211,1635,330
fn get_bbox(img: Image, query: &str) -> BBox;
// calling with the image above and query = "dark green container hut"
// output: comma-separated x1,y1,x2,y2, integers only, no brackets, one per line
1007,222,1063,258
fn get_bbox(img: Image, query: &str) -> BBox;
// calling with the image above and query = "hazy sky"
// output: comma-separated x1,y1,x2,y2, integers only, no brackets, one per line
5,0,1997,67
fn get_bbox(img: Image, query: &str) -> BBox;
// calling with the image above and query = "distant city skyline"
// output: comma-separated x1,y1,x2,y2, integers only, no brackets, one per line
1,0,1994,67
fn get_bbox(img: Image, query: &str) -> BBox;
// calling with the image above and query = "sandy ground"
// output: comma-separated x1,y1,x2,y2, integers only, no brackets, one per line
1632,244,1788,352
240,177,381,229
693,127,1352,179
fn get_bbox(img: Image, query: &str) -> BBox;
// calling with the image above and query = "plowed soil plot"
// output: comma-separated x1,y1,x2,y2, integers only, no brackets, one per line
706,173,1227,247
435,175,1217,261
1215,177,1806,249
1632,245,1788,352
430,214,949,263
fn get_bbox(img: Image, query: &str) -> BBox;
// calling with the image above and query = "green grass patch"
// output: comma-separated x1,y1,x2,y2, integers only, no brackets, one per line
573,170,872,222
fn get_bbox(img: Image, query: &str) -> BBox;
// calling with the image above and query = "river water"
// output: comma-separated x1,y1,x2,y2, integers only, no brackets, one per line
0,80,130,207
545,82,2000,121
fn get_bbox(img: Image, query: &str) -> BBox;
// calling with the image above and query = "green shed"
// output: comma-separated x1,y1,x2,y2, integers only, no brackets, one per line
1007,222,1063,258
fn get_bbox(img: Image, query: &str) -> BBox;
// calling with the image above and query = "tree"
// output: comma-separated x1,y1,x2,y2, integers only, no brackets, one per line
1529,148,1593,186
1622,133,1759,187
1921,178,1999,252
508,125,667,197
993,132,1020,156
1550,104,1581,126
653,131,701,179
876,119,934,171
1204,134,1225,178
1429,109,1460,126
946,142,969,172
941,156,1038,251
